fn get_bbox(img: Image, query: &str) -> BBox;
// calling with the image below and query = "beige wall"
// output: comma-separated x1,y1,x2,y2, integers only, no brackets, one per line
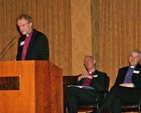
71,0,92,75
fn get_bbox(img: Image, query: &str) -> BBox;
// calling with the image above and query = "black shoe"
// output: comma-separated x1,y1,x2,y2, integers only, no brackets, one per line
95,108,104,113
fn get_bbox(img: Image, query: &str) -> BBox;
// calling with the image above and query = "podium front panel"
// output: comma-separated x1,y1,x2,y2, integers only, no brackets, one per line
0,61,63,113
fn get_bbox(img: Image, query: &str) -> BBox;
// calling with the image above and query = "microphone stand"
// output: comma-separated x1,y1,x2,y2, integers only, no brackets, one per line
0,37,17,89
0,37,16,56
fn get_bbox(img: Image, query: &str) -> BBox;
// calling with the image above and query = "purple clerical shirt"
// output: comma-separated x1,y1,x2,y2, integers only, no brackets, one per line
81,71,95,86
123,65,136,87
22,29,33,60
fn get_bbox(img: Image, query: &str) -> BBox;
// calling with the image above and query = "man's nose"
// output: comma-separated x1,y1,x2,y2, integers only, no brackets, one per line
131,57,135,60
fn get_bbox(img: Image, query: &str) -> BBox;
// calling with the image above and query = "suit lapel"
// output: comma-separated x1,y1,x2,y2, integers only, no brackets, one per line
132,64,140,76
123,67,129,78
93,70,99,77
26,29,36,57
90,70,99,83
19,35,26,57
93,70,98,75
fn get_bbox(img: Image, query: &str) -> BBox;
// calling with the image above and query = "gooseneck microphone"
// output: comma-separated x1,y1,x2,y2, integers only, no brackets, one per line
0,37,17,56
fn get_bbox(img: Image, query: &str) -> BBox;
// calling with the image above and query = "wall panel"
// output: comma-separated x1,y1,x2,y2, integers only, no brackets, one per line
91,0,100,70
71,0,92,75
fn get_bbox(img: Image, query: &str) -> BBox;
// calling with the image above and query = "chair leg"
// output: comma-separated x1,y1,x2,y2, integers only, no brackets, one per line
139,101,140,113
65,107,68,113
95,98,99,109
96,103,99,109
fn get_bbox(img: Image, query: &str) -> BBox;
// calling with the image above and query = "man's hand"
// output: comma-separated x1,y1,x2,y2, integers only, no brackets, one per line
78,72,93,81
119,83,134,88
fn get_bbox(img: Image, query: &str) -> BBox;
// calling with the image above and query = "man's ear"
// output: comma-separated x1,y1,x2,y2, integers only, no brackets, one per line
29,22,32,27
94,59,96,64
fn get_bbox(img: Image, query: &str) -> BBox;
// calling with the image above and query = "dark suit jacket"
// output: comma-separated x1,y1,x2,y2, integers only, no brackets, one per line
16,29,49,60
114,64,141,97
76,70,107,93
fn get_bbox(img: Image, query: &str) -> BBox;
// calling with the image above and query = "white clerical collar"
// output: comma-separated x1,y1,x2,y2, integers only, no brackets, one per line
89,72,92,74
89,70,95,74
26,34,29,37
130,66,135,68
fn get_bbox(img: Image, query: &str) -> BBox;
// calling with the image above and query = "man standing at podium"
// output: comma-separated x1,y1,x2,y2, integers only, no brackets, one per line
16,14,49,60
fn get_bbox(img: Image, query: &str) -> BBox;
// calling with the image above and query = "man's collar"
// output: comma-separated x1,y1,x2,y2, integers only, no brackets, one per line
89,70,96,74
26,29,33,37
129,65,137,68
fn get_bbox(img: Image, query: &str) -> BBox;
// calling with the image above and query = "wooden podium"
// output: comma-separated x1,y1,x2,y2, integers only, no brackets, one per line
0,61,63,113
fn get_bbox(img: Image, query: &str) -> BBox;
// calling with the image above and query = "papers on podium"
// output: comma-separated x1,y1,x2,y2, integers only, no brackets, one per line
68,85,94,89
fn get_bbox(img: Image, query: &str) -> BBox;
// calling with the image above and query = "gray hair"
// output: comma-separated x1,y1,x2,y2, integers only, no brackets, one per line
130,49,141,59
85,55,95,60
16,14,32,24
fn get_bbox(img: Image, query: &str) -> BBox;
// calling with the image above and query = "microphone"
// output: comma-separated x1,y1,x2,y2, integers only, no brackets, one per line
0,37,17,56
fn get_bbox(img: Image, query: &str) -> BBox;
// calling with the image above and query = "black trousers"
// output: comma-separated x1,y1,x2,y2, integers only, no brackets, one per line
64,87,99,113
100,86,140,113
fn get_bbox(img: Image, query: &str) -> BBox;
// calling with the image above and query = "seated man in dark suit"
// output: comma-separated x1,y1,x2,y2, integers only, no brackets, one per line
96,49,141,113
64,55,108,113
